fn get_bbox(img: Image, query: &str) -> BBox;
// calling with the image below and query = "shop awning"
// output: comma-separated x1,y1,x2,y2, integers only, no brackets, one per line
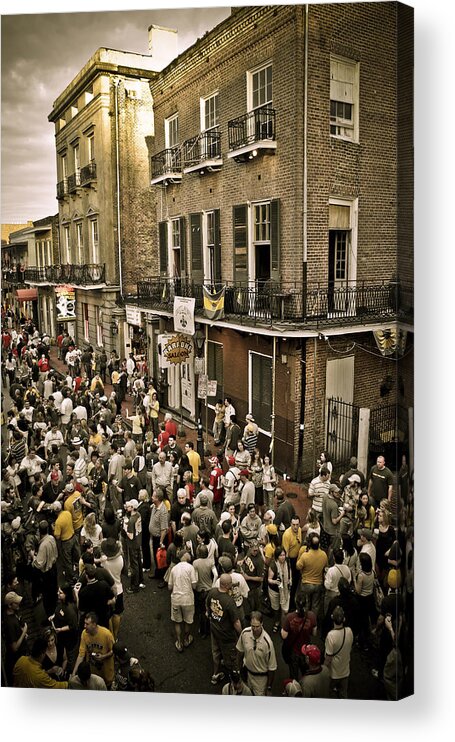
16,288,38,301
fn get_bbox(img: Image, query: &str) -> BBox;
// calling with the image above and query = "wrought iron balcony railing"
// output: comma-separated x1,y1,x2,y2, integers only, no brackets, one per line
183,130,222,169
57,178,68,199
67,170,81,193
151,147,182,181
135,278,413,329
228,107,276,151
24,263,106,286
80,161,97,186
2,267,26,284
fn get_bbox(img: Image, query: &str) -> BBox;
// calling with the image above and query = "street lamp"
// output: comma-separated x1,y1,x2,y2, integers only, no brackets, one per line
193,326,205,357
193,325,206,459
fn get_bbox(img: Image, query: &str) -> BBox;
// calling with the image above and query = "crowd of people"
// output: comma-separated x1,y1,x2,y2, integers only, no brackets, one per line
1,312,413,699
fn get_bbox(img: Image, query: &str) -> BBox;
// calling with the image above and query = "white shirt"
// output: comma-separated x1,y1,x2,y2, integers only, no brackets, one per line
169,561,197,605
224,403,236,426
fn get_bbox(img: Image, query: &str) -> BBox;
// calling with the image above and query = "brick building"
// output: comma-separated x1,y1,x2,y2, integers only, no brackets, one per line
130,3,413,480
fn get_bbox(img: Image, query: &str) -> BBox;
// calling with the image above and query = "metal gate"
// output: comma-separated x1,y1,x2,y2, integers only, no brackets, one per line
368,403,408,471
326,397,360,476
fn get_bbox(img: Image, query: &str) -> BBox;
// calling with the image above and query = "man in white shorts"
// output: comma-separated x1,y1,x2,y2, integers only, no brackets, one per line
168,552,197,653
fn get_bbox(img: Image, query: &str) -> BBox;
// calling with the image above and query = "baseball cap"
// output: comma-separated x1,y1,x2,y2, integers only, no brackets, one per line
208,456,219,466
228,456,235,466
239,469,250,477
218,556,233,572
348,474,361,484
4,591,23,606
266,524,278,535
77,476,89,486
301,644,321,664
50,471,59,481
283,679,302,697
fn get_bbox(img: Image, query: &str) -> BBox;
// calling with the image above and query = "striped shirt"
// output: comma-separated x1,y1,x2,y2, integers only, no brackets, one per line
308,476,330,514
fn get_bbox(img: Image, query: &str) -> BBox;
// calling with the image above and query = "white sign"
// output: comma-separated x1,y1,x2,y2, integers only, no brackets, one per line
207,380,218,397
173,296,195,336
158,333,173,369
198,374,208,399
194,356,205,375
126,306,142,326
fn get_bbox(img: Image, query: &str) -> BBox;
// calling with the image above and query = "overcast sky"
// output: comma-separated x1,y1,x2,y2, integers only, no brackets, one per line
1,1,230,223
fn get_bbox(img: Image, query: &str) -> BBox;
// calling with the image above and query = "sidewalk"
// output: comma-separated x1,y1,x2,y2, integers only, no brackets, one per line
47,347,310,521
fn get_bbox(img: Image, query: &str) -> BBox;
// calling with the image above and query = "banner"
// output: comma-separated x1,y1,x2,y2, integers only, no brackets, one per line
203,285,225,320
162,334,194,365
55,285,76,321
373,328,407,357
173,296,195,335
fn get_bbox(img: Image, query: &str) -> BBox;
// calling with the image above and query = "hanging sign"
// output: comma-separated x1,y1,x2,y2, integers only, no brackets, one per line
126,306,142,326
207,380,218,397
198,374,208,399
173,296,195,336
55,285,76,321
162,334,194,365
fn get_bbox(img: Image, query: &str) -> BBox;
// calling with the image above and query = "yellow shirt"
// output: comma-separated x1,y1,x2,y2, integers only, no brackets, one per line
187,449,201,483
296,547,328,585
53,510,75,541
282,527,303,558
78,625,115,686
13,656,68,689
64,492,84,530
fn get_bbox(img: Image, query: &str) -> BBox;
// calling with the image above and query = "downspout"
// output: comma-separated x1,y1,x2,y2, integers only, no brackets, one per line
271,335,277,467
114,78,123,298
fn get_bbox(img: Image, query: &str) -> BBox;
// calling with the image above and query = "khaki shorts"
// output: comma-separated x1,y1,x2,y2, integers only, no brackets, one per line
171,601,194,624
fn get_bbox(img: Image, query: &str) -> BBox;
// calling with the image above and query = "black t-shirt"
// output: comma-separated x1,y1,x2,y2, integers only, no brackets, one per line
217,536,237,561
2,612,29,662
241,552,265,586
78,579,114,628
119,475,140,504
52,602,79,650
42,482,62,504
206,588,239,642
369,466,393,504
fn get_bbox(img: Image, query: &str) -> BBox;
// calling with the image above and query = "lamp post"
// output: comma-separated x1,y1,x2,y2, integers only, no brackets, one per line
193,326,206,459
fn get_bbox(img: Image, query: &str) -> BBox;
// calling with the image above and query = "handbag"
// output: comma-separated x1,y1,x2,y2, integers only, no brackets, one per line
373,577,384,612
156,546,167,571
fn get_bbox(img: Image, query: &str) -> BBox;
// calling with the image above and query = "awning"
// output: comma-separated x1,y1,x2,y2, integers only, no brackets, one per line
16,288,38,301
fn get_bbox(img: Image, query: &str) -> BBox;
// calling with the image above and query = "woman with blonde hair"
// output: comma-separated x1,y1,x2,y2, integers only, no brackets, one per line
80,512,103,549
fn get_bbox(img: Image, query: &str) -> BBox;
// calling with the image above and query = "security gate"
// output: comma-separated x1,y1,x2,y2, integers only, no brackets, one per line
326,397,360,476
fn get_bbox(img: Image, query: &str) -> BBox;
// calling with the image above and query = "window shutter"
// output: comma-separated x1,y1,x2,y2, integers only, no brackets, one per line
159,221,168,275
213,209,221,284
190,213,203,282
179,216,186,276
270,199,280,282
233,204,248,285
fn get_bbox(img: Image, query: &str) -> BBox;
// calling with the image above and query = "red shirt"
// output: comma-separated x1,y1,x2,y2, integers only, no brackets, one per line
38,358,50,372
158,430,170,450
165,419,178,438
209,466,224,503
2,332,11,349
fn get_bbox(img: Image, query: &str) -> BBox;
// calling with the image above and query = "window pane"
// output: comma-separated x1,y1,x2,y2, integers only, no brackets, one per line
251,353,272,432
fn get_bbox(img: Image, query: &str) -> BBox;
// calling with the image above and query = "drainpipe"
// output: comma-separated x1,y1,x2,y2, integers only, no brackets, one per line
271,335,277,467
114,78,124,298
302,3,309,317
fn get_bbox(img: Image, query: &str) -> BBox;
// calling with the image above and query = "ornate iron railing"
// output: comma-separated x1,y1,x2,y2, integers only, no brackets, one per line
80,161,97,185
57,179,68,199
228,107,276,150
151,147,182,179
67,170,81,193
183,130,222,168
24,264,106,285
135,278,413,328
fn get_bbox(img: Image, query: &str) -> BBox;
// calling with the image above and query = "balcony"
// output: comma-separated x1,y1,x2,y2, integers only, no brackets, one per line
80,161,97,186
135,278,413,330
150,147,182,185
67,170,81,194
2,267,26,285
24,263,106,287
228,107,277,162
183,130,222,175
57,178,68,199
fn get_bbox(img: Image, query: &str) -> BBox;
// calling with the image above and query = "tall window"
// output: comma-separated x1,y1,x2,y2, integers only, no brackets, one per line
90,219,99,264
171,218,182,277
249,351,272,434
83,303,90,342
87,132,95,162
60,153,67,181
76,222,84,264
202,93,219,131
330,56,359,141
328,199,357,315
165,114,179,149
96,306,103,347
207,340,224,405
73,143,80,172
249,63,272,110
63,225,71,262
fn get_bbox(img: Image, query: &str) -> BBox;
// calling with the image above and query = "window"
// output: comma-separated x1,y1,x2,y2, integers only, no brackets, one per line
76,222,84,264
60,153,67,180
248,63,272,111
96,306,103,347
83,303,89,342
63,224,71,262
201,93,219,131
165,114,179,149
330,56,359,141
90,219,99,264
46,239,52,264
171,218,182,277
207,340,224,405
249,351,272,434
328,199,358,315
87,132,95,162
73,143,80,172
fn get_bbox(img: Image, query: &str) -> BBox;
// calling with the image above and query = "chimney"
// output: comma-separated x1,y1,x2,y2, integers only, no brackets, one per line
148,25,178,71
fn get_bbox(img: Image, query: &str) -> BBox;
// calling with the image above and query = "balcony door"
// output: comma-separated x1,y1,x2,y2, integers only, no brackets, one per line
328,199,357,317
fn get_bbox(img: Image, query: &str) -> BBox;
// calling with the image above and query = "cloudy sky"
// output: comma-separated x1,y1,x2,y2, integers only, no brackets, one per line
1,1,230,223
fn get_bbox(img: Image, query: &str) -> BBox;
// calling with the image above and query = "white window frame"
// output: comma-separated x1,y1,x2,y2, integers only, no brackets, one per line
247,61,273,112
76,222,84,264
60,153,68,180
63,224,71,263
200,92,219,132
202,210,216,283
87,131,95,162
330,55,359,142
165,113,179,149
207,339,223,412
73,143,80,172
46,239,52,265
168,218,182,278
328,197,358,317
89,218,99,264
83,302,90,343
96,306,103,347
248,350,272,437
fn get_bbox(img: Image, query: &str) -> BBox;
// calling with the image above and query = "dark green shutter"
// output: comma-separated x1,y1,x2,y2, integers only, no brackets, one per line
233,204,248,285
190,213,203,283
213,209,221,284
159,221,168,275
270,199,280,283
179,216,186,276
